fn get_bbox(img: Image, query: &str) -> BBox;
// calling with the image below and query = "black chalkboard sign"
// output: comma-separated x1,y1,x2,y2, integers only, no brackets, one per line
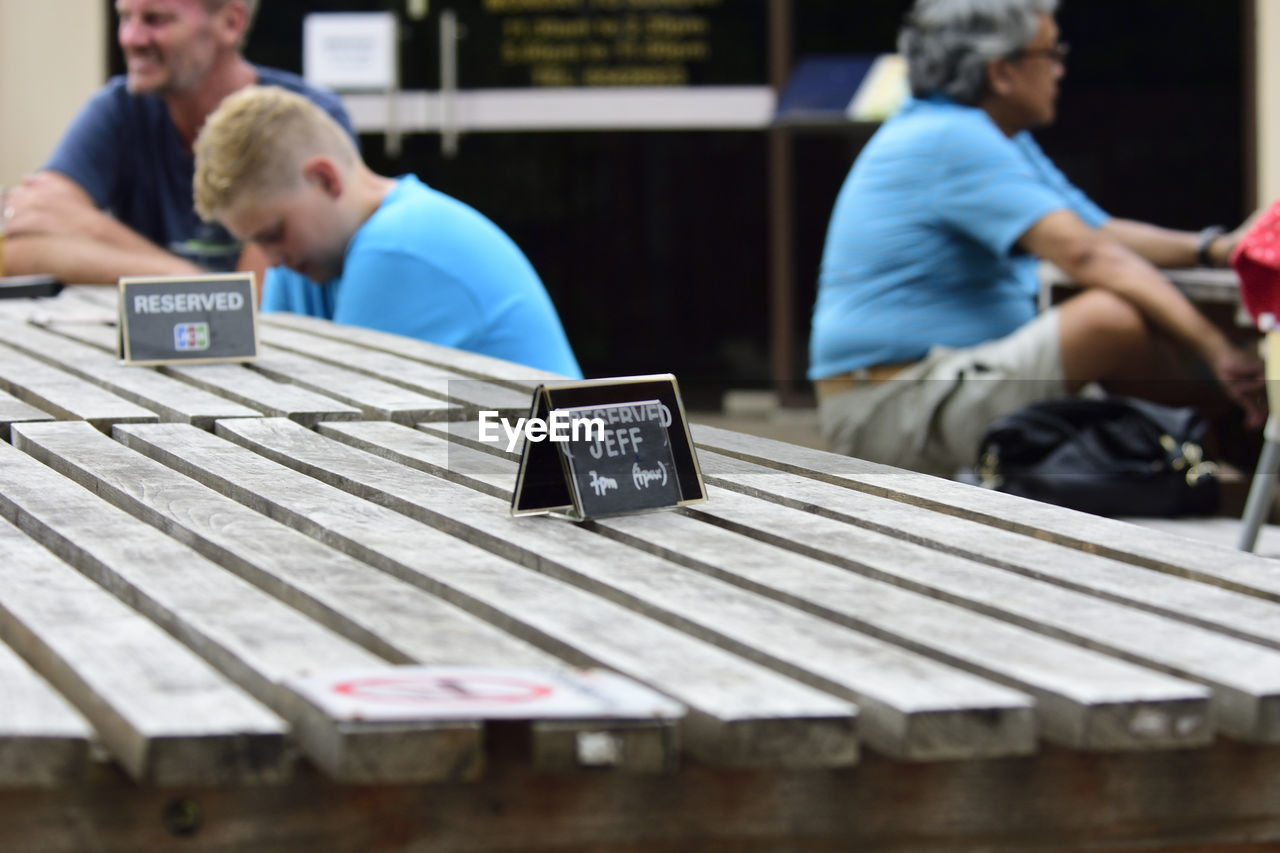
511,374,706,520
559,400,682,517
118,273,258,366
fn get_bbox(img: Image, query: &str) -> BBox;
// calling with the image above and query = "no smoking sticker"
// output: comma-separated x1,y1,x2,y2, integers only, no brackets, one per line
288,666,685,723
333,673,554,705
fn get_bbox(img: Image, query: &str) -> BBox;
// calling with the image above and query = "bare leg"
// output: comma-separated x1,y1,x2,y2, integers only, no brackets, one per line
1057,289,1253,467
1058,289,1219,403
1060,289,1161,386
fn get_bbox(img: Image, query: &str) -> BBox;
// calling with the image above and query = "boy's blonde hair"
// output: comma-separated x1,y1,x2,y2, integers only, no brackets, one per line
194,85,358,222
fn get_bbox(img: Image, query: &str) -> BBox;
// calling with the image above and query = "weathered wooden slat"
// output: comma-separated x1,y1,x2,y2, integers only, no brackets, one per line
0,513,288,786
697,449,1280,653
316,420,1215,752
17,420,674,775
691,423,1280,601
319,421,514,498
21,292,117,326
260,311,562,390
0,342,157,431
416,419,516,458
163,361,366,427
10,318,119,352
114,421,862,769
29,320,369,427
0,318,260,428
259,325,532,416
0,298,53,322
17,420,551,667
596,509,1219,752
212,417,1043,762
426,421,1280,742
0,630,92,787
0,388,53,440
0,434,481,784
301,410,1280,657
668,476,1280,742
54,285,117,311
0,287,107,322
0,300,32,320
402,423,1280,743
251,346,461,423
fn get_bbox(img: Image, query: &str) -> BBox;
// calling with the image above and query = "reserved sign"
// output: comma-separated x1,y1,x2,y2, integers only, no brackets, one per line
558,400,682,518
510,374,706,520
118,273,258,365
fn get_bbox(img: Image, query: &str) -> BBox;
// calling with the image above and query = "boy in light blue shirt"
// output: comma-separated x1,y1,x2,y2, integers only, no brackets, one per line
194,86,582,379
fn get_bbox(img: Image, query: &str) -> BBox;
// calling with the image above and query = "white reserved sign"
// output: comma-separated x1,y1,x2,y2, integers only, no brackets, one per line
287,666,685,723
303,12,398,91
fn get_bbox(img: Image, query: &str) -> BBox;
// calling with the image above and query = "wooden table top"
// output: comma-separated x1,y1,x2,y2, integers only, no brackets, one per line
1,286,1279,852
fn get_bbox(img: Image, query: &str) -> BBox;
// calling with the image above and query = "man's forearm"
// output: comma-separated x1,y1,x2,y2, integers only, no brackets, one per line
1027,211,1231,361
74,205,175,257
1070,237,1233,363
1099,219,1202,269
5,171,203,282
7,171,166,259
4,232,201,283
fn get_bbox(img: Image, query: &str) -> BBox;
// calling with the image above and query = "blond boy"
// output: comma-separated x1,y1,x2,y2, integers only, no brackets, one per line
194,86,582,377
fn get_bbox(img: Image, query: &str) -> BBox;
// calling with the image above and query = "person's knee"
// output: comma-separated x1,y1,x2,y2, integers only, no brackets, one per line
1063,289,1149,351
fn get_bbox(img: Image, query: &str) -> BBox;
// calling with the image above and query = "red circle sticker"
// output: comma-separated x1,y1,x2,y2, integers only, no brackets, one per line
332,674,555,706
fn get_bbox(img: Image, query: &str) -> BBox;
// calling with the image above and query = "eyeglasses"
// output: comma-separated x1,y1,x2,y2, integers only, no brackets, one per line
1007,42,1070,64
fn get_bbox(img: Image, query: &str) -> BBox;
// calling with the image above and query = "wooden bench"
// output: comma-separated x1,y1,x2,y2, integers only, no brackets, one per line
0,286,1279,850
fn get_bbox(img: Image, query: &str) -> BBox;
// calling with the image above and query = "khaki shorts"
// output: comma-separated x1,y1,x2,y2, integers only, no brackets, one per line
817,309,1067,478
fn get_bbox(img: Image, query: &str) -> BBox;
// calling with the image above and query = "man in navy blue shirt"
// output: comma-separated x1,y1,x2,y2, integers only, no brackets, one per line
3,0,352,285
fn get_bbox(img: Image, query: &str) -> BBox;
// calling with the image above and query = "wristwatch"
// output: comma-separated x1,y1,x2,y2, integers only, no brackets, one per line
1197,224,1226,267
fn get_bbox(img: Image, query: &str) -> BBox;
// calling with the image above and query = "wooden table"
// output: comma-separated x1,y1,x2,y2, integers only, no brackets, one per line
2,287,1280,851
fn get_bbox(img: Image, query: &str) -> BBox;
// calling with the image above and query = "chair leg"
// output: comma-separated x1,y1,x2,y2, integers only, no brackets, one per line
1238,414,1280,551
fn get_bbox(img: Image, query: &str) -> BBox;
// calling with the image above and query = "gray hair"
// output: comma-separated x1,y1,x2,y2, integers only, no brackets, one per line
898,0,1059,104
207,0,258,21
205,0,260,46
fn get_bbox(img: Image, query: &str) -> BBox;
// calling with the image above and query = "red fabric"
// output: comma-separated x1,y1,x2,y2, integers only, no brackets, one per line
1232,200,1280,326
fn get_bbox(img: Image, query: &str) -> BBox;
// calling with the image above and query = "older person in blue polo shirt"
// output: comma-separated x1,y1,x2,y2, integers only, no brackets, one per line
809,0,1263,477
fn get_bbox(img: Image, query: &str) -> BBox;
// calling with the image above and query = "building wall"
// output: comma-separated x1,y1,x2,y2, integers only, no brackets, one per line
1257,0,1280,206
0,0,106,187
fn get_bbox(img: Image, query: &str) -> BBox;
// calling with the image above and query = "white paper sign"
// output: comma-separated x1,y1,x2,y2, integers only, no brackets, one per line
288,666,686,723
303,12,398,91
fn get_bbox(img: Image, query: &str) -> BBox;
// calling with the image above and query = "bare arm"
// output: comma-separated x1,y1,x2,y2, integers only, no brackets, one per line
4,172,200,283
1100,212,1259,269
1098,219,1199,268
5,234,202,283
1023,210,1263,414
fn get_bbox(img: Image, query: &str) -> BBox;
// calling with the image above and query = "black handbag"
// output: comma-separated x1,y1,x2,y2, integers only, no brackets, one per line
976,396,1220,517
